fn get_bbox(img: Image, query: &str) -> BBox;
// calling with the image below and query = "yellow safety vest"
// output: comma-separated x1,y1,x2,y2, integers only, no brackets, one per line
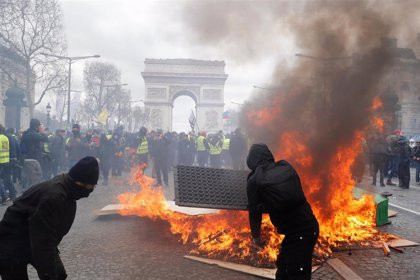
44,135,53,153
222,138,230,150
106,134,112,140
137,137,149,155
0,134,10,164
196,136,206,152
43,143,50,153
209,143,222,155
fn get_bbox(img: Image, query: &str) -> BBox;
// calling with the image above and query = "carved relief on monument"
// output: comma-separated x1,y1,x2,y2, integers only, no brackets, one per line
205,110,218,130
202,89,221,100
147,88,166,99
169,86,200,100
150,108,163,128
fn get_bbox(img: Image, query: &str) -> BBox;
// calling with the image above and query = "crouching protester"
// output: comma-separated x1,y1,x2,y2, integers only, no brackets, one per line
0,156,99,280
247,144,319,280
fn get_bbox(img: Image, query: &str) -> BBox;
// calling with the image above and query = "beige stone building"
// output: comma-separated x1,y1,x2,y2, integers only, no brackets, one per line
0,44,30,130
380,39,420,136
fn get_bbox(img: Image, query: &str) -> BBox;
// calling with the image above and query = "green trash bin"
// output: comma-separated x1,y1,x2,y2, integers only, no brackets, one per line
353,187,389,226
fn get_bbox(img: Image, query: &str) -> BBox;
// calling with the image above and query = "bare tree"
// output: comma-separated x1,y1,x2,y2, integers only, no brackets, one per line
0,0,67,116
113,89,131,126
83,61,122,126
131,106,149,131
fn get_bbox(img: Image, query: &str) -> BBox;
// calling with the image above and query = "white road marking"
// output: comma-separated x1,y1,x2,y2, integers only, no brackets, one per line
409,185,420,191
389,203,420,216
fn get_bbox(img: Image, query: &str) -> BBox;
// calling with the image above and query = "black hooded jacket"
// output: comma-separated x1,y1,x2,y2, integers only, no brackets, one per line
246,144,318,237
21,128,48,161
0,174,87,278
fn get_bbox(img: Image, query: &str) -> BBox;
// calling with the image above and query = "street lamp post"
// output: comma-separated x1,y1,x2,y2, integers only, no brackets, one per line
41,53,100,127
46,102,51,129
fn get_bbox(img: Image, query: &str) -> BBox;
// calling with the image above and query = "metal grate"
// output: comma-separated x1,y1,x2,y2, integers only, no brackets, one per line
174,165,250,210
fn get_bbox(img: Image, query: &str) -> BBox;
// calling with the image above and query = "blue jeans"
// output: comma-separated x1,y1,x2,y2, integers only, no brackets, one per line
1,163,16,200
386,155,400,180
416,161,420,182
0,165,6,201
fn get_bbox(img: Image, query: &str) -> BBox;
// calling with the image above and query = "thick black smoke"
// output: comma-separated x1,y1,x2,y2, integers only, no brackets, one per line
181,0,420,217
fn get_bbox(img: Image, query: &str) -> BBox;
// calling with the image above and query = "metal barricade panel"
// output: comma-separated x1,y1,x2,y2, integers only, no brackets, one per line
174,165,249,210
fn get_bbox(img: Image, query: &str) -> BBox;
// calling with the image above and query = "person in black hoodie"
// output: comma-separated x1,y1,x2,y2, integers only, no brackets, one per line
0,156,99,280
247,144,318,280
230,128,247,170
412,140,420,184
20,119,49,188
151,130,170,186
98,134,116,186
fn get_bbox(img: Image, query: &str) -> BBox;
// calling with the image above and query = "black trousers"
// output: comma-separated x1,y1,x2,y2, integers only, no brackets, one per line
398,160,410,187
276,225,319,280
372,157,385,185
101,161,111,185
210,155,222,169
0,256,67,280
0,260,28,280
197,151,208,167
155,159,168,185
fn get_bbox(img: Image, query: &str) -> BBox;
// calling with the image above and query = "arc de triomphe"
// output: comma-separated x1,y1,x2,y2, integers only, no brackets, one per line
141,59,228,132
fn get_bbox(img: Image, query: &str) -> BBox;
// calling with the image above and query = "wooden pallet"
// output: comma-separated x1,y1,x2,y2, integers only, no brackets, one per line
97,202,219,216
388,209,398,218
184,255,319,279
327,258,363,280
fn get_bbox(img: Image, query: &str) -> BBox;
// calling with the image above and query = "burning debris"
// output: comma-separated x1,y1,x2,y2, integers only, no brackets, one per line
118,164,392,268
117,0,420,273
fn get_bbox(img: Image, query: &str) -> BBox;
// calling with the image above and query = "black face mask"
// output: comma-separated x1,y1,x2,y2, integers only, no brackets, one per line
69,184,94,200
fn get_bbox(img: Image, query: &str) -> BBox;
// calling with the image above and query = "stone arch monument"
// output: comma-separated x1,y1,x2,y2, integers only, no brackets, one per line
141,59,228,132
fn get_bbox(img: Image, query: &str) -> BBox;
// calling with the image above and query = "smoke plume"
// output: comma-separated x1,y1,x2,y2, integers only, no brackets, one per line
181,0,420,218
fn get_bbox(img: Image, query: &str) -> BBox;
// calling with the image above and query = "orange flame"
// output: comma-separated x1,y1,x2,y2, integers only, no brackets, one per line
119,135,389,266
371,97,383,111
118,166,280,264
117,95,391,266
372,116,385,133
246,108,280,126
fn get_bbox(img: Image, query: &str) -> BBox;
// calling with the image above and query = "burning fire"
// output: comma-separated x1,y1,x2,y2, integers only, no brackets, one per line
117,93,392,266
370,97,385,133
371,97,383,111
118,127,389,266
247,107,280,126
372,116,385,133
118,166,279,265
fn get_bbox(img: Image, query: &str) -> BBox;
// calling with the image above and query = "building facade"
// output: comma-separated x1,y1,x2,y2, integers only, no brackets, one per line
380,39,420,136
0,44,30,130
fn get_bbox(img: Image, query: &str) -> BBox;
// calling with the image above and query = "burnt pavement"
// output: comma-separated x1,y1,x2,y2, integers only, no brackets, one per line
0,169,419,280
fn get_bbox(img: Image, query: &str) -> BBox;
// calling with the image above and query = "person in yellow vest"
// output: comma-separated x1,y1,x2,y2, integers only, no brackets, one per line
196,131,209,167
208,134,223,169
136,127,149,165
0,124,10,205
40,131,54,180
221,133,231,168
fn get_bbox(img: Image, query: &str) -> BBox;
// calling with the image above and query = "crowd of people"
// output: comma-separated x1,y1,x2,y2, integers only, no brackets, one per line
0,118,248,204
364,130,420,189
2,117,417,205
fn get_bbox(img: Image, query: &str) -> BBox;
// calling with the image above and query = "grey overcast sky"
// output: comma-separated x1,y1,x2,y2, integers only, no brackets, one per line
58,0,296,131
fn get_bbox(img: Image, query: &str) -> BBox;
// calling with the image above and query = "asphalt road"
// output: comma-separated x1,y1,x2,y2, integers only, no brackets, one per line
0,168,419,279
